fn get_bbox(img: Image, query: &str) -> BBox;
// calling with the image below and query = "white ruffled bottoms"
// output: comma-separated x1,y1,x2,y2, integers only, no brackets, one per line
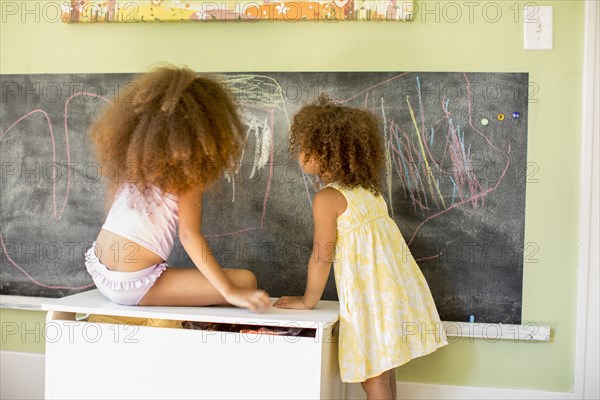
84,243,167,306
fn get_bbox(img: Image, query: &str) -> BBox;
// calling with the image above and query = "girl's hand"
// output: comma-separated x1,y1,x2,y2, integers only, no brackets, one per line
224,287,272,313
272,296,312,310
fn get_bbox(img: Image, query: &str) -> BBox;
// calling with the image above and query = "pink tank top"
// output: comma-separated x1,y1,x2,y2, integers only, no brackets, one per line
102,183,179,261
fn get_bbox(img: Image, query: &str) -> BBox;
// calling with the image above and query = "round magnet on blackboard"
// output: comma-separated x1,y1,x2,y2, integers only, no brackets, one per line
481,118,489,126
513,111,520,120
497,113,505,121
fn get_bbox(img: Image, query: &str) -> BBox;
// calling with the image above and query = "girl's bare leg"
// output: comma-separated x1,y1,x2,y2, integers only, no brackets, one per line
389,368,397,399
361,369,393,400
138,267,258,306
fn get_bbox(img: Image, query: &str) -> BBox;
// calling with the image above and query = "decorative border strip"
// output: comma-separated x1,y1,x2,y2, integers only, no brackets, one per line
61,1,414,23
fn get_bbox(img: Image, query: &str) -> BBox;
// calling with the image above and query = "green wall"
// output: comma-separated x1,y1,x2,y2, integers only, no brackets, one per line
0,0,584,393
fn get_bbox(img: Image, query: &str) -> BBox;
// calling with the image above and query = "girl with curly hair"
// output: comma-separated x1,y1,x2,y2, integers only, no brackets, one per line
274,95,447,399
85,66,270,312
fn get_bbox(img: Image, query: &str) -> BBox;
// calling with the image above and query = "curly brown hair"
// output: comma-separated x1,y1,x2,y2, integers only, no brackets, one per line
90,66,245,201
289,94,384,195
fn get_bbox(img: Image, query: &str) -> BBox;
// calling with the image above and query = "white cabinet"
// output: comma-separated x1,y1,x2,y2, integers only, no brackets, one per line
43,290,343,399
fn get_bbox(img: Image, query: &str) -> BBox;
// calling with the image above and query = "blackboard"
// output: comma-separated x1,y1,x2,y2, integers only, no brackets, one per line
0,72,529,324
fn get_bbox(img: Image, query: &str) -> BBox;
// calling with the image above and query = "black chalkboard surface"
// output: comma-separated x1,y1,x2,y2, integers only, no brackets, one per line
0,72,529,323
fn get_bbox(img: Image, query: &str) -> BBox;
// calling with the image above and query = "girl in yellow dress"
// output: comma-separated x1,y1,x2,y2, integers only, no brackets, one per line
273,95,448,399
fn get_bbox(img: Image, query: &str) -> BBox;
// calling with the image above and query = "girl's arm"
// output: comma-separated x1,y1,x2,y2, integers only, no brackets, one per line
273,187,346,309
178,187,271,312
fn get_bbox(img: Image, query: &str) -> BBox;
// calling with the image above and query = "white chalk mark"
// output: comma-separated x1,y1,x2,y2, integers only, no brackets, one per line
246,116,272,180
381,97,394,218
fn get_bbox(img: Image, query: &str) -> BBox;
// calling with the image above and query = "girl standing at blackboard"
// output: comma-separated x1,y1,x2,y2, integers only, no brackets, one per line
85,66,271,312
274,95,447,399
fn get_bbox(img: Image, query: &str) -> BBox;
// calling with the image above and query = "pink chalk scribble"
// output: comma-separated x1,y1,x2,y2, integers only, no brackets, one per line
338,73,512,247
1,92,110,290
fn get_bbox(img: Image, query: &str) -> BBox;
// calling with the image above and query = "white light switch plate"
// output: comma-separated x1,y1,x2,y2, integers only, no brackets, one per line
524,5,553,50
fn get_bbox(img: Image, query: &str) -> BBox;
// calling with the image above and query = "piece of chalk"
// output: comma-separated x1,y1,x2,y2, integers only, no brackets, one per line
469,315,475,323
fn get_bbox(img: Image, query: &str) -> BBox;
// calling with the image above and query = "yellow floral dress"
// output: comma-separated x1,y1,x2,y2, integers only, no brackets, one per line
328,183,448,383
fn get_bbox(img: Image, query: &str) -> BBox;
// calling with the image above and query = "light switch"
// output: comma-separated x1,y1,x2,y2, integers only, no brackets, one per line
524,5,553,50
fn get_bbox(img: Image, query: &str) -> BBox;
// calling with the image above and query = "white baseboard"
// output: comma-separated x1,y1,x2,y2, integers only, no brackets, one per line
345,381,573,400
0,351,45,400
0,350,574,400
